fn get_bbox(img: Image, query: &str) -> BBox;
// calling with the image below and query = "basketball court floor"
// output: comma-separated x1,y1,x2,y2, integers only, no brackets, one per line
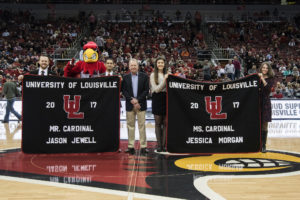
1,121,300,200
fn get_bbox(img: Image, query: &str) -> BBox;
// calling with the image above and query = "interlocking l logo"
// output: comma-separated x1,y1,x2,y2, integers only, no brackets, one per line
63,95,84,119
205,96,227,120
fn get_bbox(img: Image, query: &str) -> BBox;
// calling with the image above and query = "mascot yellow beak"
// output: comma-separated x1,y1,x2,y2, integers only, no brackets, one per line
83,48,98,63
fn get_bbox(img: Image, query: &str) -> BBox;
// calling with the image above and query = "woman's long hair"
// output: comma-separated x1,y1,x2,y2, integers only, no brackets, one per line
259,62,275,78
154,57,167,85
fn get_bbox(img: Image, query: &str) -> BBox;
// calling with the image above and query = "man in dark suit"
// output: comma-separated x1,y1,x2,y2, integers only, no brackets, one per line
18,54,56,84
29,55,56,76
100,58,120,77
122,59,149,155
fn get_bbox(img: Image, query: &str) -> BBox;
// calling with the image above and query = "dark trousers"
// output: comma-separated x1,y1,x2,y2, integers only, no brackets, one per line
227,73,234,80
234,69,241,80
154,115,166,149
3,98,21,123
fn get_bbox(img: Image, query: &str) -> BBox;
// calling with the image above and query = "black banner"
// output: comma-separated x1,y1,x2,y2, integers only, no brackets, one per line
167,75,261,153
22,75,120,153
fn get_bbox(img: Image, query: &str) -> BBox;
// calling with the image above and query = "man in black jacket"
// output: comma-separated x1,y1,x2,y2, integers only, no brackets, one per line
122,59,149,155
29,55,56,76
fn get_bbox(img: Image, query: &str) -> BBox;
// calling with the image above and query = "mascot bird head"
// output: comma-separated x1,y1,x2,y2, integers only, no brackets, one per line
83,41,99,63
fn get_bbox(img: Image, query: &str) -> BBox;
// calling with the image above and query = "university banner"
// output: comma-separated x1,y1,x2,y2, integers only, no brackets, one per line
167,74,261,153
22,75,120,153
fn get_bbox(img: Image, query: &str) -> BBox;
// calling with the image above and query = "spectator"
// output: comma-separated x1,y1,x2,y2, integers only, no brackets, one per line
219,73,231,82
2,75,21,124
274,81,283,93
2,30,10,37
292,67,299,77
180,48,190,58
217,63,226,78
186,59,193,68
273,89,284,99
225,59,235,80
233,56,241,80
283,65,292,77
245,52,256,74
284,82,294,98
288,38,296,47
202,60,211,81
168,56,176,67
279,64,287,75
193,60,202,69
248,64,258,75
294,83,300,98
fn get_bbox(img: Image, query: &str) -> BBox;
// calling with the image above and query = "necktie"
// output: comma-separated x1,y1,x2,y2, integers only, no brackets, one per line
41,71,45,76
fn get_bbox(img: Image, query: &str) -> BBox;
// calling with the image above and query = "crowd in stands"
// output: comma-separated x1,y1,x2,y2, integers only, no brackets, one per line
0,9,85,88
208,19,300,98
1,8,300,99
84,12,207,78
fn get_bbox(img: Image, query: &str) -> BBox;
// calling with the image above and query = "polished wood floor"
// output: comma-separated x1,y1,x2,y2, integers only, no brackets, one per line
208,138,300,200
1,122,300,200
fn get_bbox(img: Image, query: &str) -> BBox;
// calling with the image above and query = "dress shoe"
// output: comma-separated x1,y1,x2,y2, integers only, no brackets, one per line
140,148,149,154
125,148,135,155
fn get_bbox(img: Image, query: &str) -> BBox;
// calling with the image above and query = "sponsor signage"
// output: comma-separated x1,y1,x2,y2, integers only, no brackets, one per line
268,120,300,137
271,100,300,119
0,101,22,121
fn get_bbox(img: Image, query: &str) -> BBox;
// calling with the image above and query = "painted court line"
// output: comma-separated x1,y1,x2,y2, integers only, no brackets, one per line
0,175,183,200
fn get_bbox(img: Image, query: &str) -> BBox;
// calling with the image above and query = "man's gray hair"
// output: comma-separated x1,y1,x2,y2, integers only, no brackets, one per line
129,58,139,66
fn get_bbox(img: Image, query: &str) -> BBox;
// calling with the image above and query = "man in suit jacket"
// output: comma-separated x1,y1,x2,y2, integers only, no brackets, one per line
29,55,56,76
122,59,149,155
100,58,120,77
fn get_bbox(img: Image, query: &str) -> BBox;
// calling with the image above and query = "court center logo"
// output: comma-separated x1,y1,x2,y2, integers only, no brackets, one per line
175,151,300,173
205,96,227,120
63,95,84,119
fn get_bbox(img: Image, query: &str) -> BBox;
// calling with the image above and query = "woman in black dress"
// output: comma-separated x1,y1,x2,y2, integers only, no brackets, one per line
258,62,275,153
150,57,168,152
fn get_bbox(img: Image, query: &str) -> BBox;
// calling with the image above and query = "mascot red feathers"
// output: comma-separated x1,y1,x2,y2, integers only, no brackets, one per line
64,41,106,78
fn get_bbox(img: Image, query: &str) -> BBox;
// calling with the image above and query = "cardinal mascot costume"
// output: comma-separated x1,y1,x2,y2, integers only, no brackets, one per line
64,41,106,78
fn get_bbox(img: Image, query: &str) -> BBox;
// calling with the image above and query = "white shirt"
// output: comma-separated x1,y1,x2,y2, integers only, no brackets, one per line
105,71,114,76
131,73,138,98
79,50,83,61
217,68,226,77
38,68,48,76
102,51,109,58
225,64,235,74
2,31,9,37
